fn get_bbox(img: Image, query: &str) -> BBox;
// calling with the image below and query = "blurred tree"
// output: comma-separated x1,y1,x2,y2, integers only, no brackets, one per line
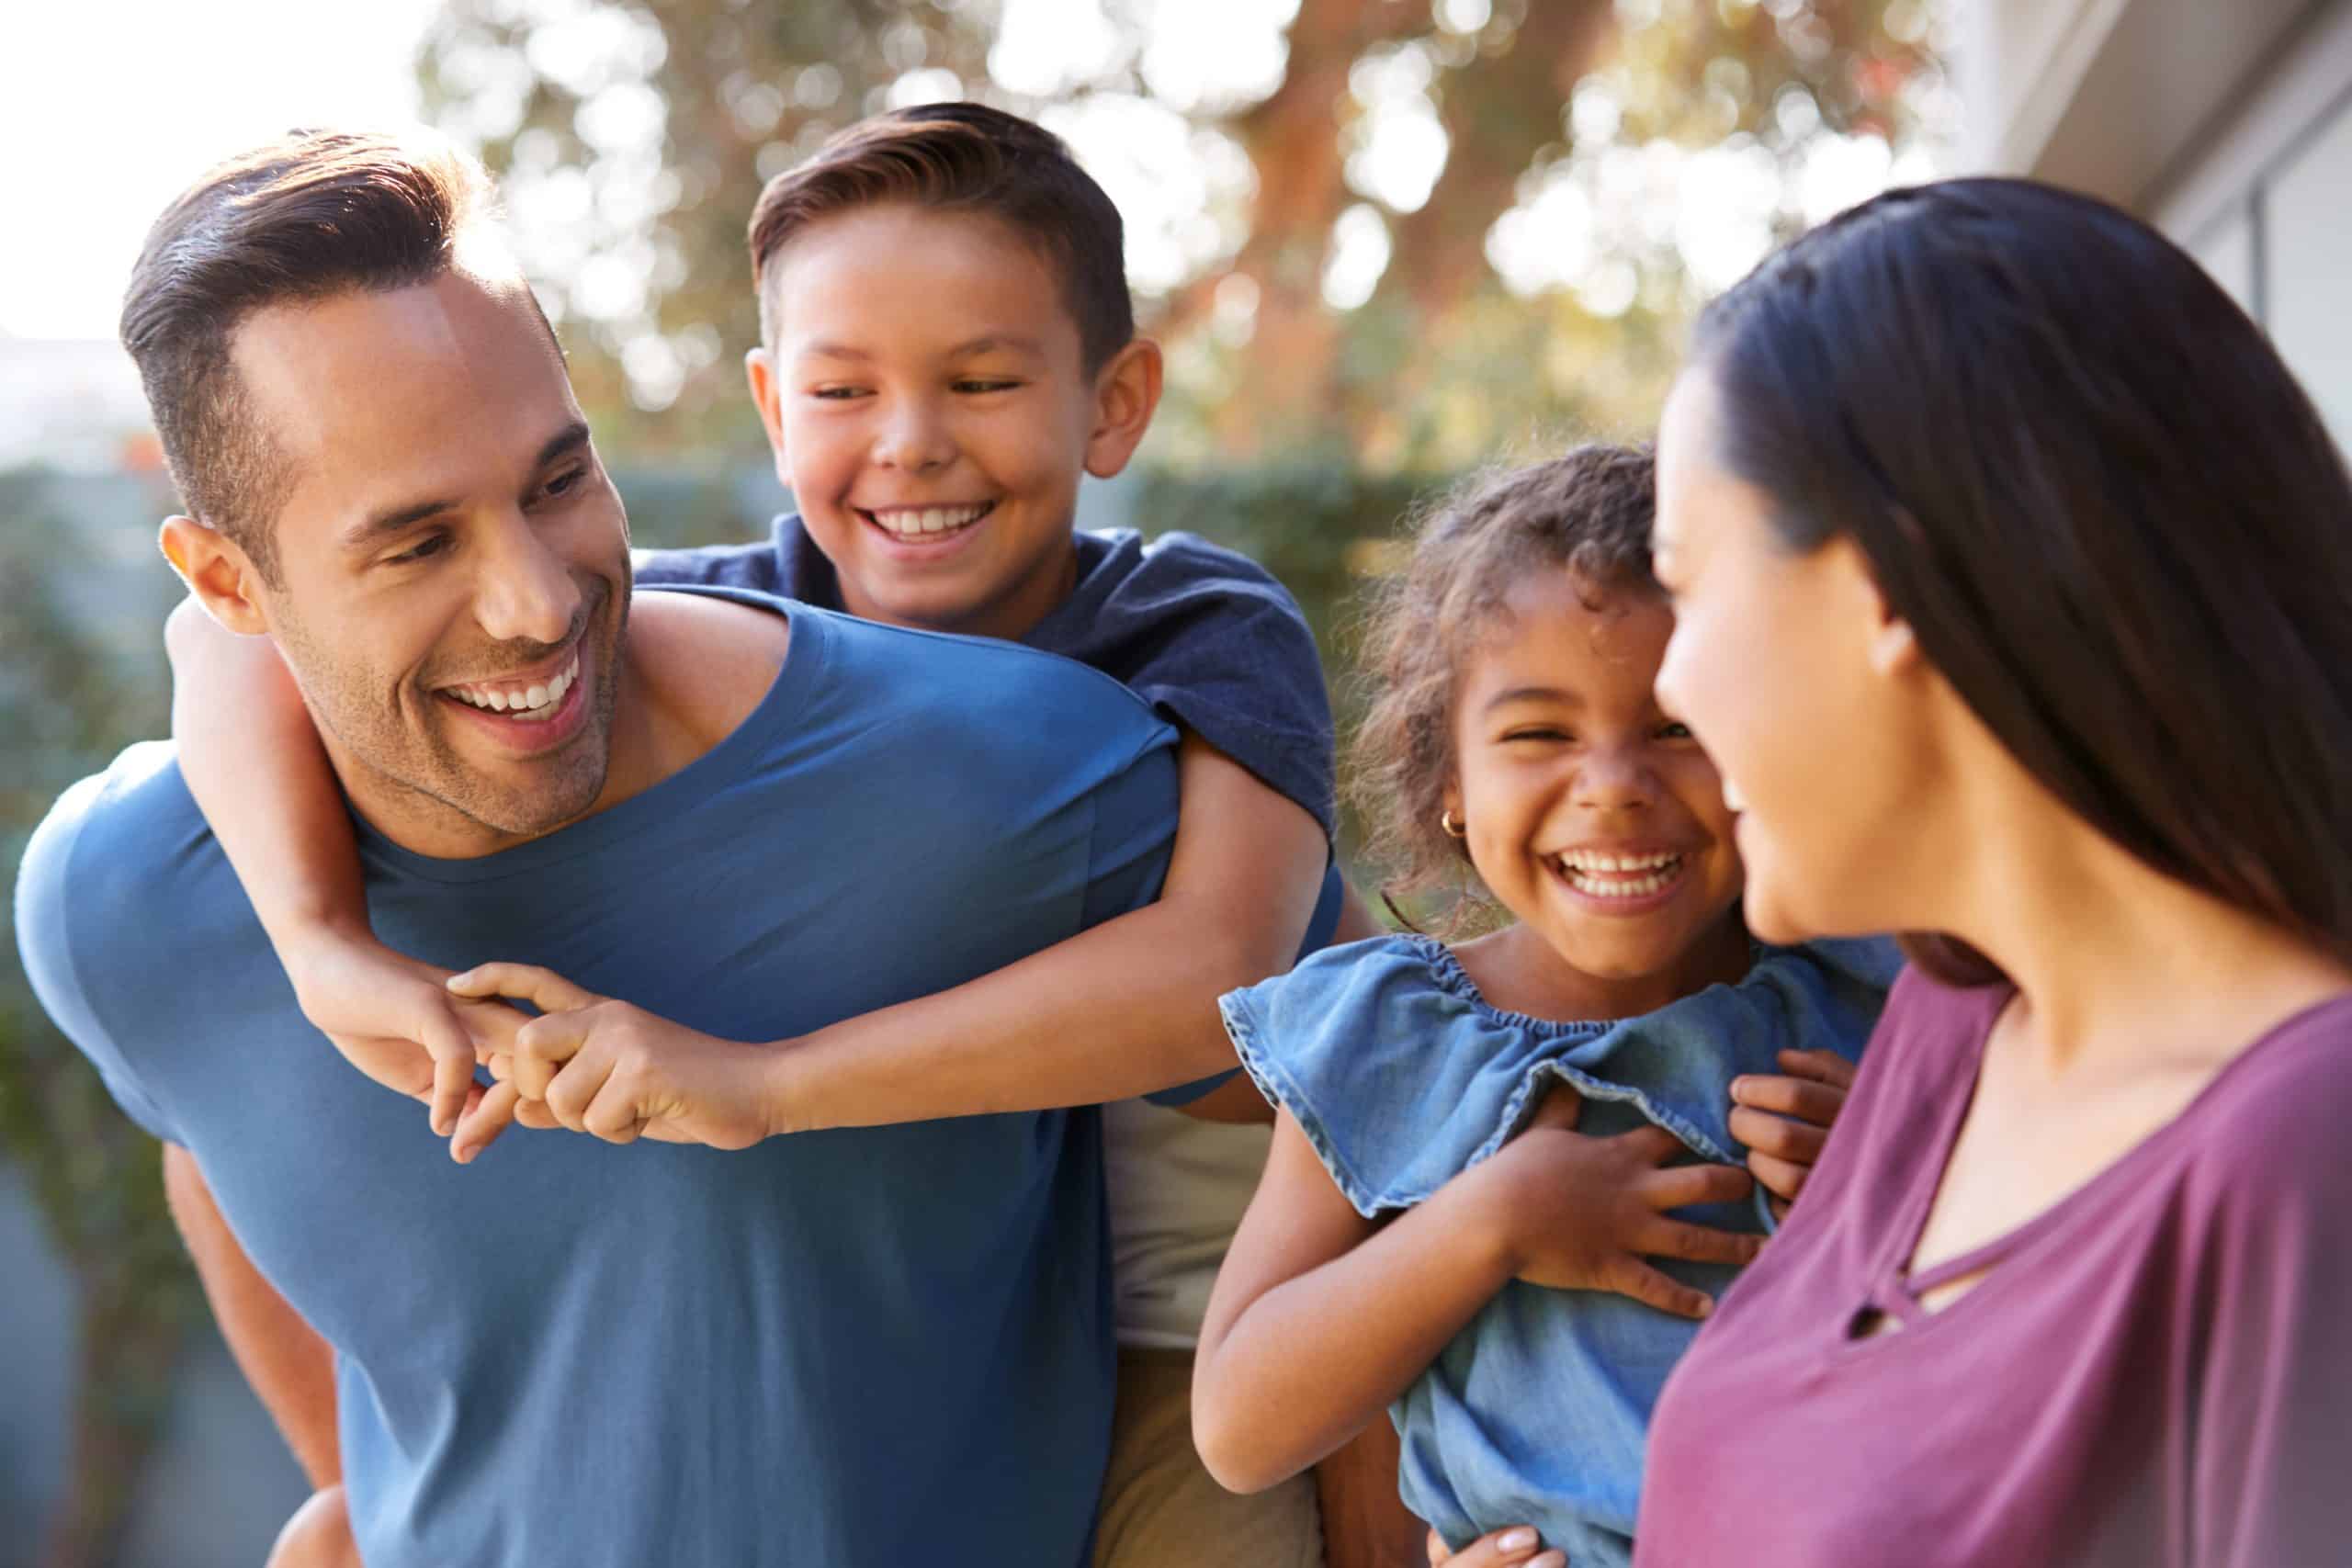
416,0,1942,470
0,469,198,1568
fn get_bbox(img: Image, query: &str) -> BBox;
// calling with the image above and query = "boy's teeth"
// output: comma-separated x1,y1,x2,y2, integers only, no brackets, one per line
871,503,989,537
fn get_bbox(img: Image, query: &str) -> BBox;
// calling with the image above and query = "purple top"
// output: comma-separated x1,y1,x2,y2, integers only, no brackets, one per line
1636,969,2352,1568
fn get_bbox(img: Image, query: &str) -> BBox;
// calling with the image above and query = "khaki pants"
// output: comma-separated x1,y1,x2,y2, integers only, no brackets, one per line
1095,1346,1324,1568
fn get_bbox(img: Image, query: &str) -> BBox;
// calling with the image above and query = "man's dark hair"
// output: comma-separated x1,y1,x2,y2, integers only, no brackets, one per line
119,129,492,582
1692,176,2352,984
747,102,1133,374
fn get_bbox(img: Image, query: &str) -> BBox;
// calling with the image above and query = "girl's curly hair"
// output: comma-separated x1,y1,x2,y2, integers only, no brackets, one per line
1347,445,1662,922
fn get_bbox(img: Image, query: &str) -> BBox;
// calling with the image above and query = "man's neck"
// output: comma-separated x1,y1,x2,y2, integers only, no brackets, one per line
332,593,790,860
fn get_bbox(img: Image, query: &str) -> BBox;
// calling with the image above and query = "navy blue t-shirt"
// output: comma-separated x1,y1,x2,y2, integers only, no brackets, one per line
639,516,1339,841
17,599,1179,1568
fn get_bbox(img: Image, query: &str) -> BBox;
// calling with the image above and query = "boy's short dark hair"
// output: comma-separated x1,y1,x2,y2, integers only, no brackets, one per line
747,102,1133,374
119,128,493,583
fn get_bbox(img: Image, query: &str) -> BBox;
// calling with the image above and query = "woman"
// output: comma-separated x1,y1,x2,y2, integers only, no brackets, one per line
1622,177,2352,1564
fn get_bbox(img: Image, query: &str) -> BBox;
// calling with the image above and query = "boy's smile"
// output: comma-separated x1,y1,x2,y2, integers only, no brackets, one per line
747,203,1159,642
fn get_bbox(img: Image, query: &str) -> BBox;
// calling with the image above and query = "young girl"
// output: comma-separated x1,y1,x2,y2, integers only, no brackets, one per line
1190,447,1899,1567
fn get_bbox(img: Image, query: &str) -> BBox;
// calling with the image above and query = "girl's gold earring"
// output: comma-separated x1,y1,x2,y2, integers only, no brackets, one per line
1440,809,1466,840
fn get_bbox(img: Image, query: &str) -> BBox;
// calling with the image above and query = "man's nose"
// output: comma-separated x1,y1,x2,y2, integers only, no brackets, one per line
471,512,582,648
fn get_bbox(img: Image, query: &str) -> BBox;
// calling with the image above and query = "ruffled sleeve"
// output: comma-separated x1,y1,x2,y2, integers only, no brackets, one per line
1220,934,1900,1220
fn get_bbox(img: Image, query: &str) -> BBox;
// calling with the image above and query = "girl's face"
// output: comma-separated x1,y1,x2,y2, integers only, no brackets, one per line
1650,368,1933,943
1446,570,1746,987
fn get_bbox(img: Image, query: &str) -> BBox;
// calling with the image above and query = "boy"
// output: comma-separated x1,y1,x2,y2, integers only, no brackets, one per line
170,106,1414,1565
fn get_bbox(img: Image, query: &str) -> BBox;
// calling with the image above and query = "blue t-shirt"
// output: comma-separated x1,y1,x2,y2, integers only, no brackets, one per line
639,516,1338,840
17,598,1179,1568
1219,934,1901,1563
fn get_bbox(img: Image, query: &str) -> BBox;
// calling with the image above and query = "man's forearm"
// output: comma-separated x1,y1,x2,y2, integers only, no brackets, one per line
162,1145,340,1488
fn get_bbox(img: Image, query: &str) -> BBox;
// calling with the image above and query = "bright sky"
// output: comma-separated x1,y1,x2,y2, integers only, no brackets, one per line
0,0,447,341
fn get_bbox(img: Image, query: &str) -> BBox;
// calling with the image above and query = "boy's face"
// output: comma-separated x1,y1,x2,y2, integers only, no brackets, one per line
749,203,1159,641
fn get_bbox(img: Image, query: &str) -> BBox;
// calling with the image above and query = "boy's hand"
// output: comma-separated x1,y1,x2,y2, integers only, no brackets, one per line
280,930,525,1139
445,963,774,1156
1478,1084,1759,1319
1728,1047,1858,1216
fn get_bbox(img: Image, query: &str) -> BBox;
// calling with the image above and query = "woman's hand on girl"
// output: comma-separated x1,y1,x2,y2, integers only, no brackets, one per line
1479,1084,1761,1319
1425,1524,1565,1568
1727,1047,1859,1214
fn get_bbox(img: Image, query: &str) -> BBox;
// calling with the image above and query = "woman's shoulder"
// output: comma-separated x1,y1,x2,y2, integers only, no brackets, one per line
2176,989,2352,1211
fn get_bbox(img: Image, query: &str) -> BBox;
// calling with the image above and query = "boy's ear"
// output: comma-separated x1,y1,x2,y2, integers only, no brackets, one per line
160,515,270,637
1083,337,1163,480
745,346,788,479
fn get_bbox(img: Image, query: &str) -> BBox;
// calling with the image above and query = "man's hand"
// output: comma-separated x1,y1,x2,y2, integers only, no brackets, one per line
1727,1047,1859,1217
1426,1525,1564,1568
445,963,774,1156
1477,1084,1760,1319
280,929,525,1142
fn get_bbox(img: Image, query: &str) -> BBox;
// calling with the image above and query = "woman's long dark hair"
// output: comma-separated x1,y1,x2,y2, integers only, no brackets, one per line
1690,177,2352,985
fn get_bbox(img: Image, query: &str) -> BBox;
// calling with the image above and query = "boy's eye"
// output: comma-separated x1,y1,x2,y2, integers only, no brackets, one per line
1657,721,1696,740
809,385,868,400
952,378,1021,394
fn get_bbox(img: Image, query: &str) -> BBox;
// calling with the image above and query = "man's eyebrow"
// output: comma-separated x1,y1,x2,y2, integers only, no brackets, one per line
341,421,592,551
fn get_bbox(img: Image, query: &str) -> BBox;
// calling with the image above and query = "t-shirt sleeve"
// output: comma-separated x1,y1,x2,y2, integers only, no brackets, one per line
14,772,182,1144
2184,1035,2352,1566
1104,536,1338,840
632,539,789,596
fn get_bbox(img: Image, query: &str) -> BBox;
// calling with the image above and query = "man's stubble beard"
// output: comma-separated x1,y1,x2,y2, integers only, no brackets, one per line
268,574,628,849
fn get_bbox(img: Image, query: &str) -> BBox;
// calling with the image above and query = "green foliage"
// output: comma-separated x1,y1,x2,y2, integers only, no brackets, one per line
0,468,200,1565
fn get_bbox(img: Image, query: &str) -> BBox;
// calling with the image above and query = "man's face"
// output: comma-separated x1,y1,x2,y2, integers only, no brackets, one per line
751,204,1116,642
230,271,632,855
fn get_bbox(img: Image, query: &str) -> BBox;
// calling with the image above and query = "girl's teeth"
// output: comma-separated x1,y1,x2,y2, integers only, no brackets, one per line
1557,854,1687,899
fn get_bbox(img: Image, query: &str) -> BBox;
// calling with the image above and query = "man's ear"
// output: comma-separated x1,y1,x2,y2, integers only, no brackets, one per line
745,346,788,484
160,516,269,636
1083,337,1164,480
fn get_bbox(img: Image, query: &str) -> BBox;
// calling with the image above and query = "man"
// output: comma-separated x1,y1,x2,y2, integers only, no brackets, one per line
15,128,1180,1566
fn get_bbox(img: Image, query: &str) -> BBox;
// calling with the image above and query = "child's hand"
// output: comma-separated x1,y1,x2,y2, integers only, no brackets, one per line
1728,1047,1859,1216
444,963,775,1156
280,931,525,1139
1478,1084,1760,1319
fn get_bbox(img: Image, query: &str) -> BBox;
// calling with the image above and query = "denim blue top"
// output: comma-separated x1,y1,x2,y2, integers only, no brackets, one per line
1219,934,1900,1562
18,596,1179,1568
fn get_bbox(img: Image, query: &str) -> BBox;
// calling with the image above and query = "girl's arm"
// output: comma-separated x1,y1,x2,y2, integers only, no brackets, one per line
167,599,490,1135
1191,1092,1764,1495
451,731,1330,1151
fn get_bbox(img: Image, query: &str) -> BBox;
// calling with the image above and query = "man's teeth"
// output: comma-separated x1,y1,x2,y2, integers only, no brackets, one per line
1555,850,1687,899
448,654,578,718
868,503,989,538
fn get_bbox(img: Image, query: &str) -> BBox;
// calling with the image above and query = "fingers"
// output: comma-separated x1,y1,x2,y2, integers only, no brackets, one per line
1638,1157,1754,1212
1774,1048,1858,1090
511,1012,593,1102
1523,1083,1583,1132
1729,1072,1847,1128
1637,1215,1765,1269
542,1049,618,1138
1728,1104,1830,1168
1427,1525,1561,1567
1602,1257,1719,1320
1747,1148,1813,1205
450,1080,522,1164
446,962,602,1015
419,1006,478,1140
